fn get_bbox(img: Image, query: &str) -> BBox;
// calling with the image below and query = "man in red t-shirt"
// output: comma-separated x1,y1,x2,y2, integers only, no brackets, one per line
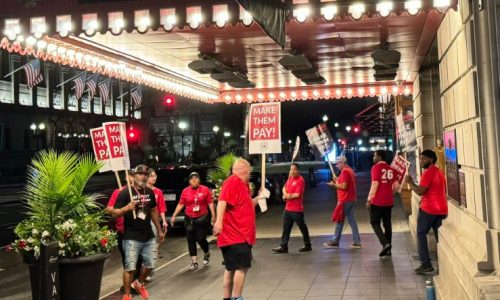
406,149,448,274
272,163,312,254
324,156,361,249
213,158,261,300
366,150,398,257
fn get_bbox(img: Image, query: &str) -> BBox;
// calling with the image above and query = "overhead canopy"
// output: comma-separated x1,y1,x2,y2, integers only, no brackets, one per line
0,0,457,103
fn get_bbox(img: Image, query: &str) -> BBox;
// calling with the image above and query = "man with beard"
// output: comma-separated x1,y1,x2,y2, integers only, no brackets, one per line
111,165,165,300
406,150,447,274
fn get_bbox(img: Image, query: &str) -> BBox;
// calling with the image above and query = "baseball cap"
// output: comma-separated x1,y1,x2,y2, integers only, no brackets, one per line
128,169,135,176
133,165,149,174
188,172,200,179
334,156,347,164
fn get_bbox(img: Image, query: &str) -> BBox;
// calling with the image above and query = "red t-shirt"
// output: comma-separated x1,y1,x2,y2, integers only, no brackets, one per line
107,188,124,233
420,165,448,215
152,187,166,214
284,175,305,212
371,162,396,206
217,175,256,247
337,167,356,202
179,185,213,218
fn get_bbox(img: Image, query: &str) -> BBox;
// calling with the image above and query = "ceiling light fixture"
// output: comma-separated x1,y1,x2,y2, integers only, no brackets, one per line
376,1,394,18
349,3,366,20
405,0,422,16
321,5,338,21
293,6,311,23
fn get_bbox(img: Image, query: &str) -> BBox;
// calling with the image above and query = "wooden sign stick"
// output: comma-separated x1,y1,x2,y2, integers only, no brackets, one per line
124,169,137,219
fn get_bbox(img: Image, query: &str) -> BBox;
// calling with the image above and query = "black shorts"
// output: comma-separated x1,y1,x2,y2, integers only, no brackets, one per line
220,243,252,271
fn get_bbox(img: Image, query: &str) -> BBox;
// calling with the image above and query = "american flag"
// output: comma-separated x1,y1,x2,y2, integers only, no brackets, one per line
74,72,87,100
130,86,142,109
23,59,44,89
98,78,111,105
86,74,98,99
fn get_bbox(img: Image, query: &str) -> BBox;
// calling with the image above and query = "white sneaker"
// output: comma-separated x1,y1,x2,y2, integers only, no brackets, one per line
145,276,152,282
189,262,199,270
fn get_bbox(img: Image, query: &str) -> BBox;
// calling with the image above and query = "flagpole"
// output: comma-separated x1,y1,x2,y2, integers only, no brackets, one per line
117,85,140,99
116,91,130,99
56,71,87,88
3,61,33,78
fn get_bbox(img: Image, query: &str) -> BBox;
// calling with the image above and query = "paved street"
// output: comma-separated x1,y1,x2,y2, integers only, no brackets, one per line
0,169,433,300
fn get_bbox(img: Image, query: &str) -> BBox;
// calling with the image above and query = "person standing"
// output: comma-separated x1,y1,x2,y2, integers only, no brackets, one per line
111,165,165,300
145,169,168,281
406,150,448,274
324,156,361,249
171,172,216,270
366,150,398,257
213,158,261,300
272,163,312,253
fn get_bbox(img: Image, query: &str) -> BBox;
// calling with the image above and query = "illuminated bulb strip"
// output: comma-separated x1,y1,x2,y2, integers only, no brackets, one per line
218,85,413,103
0,37,218,102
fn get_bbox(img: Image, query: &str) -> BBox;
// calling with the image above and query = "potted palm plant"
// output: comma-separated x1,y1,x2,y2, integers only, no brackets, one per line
9,150,116,300
207,153,239,201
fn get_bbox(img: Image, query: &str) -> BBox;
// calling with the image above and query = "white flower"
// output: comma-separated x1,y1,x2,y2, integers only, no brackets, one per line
32,229,39,235
33,246,40,257
27,238,34,244
58,242,65,248
42,231,50,238
58,250,65,256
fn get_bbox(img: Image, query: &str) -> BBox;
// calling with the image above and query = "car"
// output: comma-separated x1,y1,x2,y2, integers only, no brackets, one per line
155,166,281,228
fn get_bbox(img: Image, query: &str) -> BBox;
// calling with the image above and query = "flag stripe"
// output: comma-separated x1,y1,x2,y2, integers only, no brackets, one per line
98,79,111,105
23,60,44,89
131,86,142,109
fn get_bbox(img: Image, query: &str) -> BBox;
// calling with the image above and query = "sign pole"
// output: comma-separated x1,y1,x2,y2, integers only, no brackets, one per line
261,153,266,192
124,169,136,219
115,171,122,189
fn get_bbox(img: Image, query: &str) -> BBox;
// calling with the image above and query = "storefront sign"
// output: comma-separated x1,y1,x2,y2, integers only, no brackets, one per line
306,123,333,158
40,241,60,300
396,109,417,153
248,103,282,154
102,122,131,171
90,127,112,173
444,130,460,204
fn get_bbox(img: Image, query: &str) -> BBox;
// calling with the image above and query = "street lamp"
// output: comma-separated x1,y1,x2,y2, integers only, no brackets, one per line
178,121,188,159
334,122,339,128
322,115,329,122
346,125,351,132
224,132,231,137
30,122,46,150
357,139,363,145
212,125,220,134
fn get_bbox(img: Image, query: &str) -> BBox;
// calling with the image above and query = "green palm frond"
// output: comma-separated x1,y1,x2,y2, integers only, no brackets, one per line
207,153,239,184
21,149,103,234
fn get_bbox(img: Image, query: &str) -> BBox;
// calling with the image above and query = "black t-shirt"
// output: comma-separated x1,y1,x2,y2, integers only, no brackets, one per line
114,186,157,241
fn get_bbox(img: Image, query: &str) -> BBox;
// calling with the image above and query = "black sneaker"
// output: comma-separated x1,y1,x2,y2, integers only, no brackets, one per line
414,265,434,274
272,246,288,254
203,253,210,265
379,244,392,257
322,241,339,248
299,245,312,252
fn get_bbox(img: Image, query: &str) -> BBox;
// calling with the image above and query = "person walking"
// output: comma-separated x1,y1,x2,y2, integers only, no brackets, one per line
406,150,448,274
366,150,398,257
324,156,361,249
213,158,262,300
171,171,216,270
144,169,168,281
272,163,312,253
110,165,165,300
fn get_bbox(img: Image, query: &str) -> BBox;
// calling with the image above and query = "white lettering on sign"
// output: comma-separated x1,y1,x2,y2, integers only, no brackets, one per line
252,116,276,125
253,106,277,114
51,272,57,296
108,125,120,133
93,131,105,138
252,127,276,139
113,146,124,156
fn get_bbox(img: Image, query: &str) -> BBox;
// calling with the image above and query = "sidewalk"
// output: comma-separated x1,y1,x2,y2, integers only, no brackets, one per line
103,233,429,300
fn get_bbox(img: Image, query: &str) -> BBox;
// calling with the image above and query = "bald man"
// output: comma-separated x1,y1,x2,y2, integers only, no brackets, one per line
213,158,261,300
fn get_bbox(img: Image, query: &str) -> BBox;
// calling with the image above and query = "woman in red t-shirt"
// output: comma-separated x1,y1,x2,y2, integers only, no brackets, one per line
171,172,216,270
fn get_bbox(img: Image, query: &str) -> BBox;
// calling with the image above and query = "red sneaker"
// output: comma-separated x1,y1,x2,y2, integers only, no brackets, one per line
132,280,150,300
122,294,132,300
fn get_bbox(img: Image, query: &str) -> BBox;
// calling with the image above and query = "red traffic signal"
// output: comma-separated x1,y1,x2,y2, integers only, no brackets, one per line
164,95,175,106
127,127,139,144
353,126,360,133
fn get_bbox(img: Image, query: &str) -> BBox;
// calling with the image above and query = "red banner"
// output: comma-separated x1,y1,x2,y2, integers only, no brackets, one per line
390,155,410,191
90,127,112,173
248,103,281,154
102,122,130,171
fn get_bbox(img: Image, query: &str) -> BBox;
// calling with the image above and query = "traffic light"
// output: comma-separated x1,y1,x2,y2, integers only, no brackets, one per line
353,125,360,133
164,94,176,112
127,126,139,144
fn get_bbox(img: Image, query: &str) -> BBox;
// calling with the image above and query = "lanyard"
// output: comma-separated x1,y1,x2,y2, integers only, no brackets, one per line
132,187,146,209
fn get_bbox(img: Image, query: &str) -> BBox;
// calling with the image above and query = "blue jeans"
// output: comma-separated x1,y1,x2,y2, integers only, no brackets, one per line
331,201,361,244
417,209,445,267
123,238,156,272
